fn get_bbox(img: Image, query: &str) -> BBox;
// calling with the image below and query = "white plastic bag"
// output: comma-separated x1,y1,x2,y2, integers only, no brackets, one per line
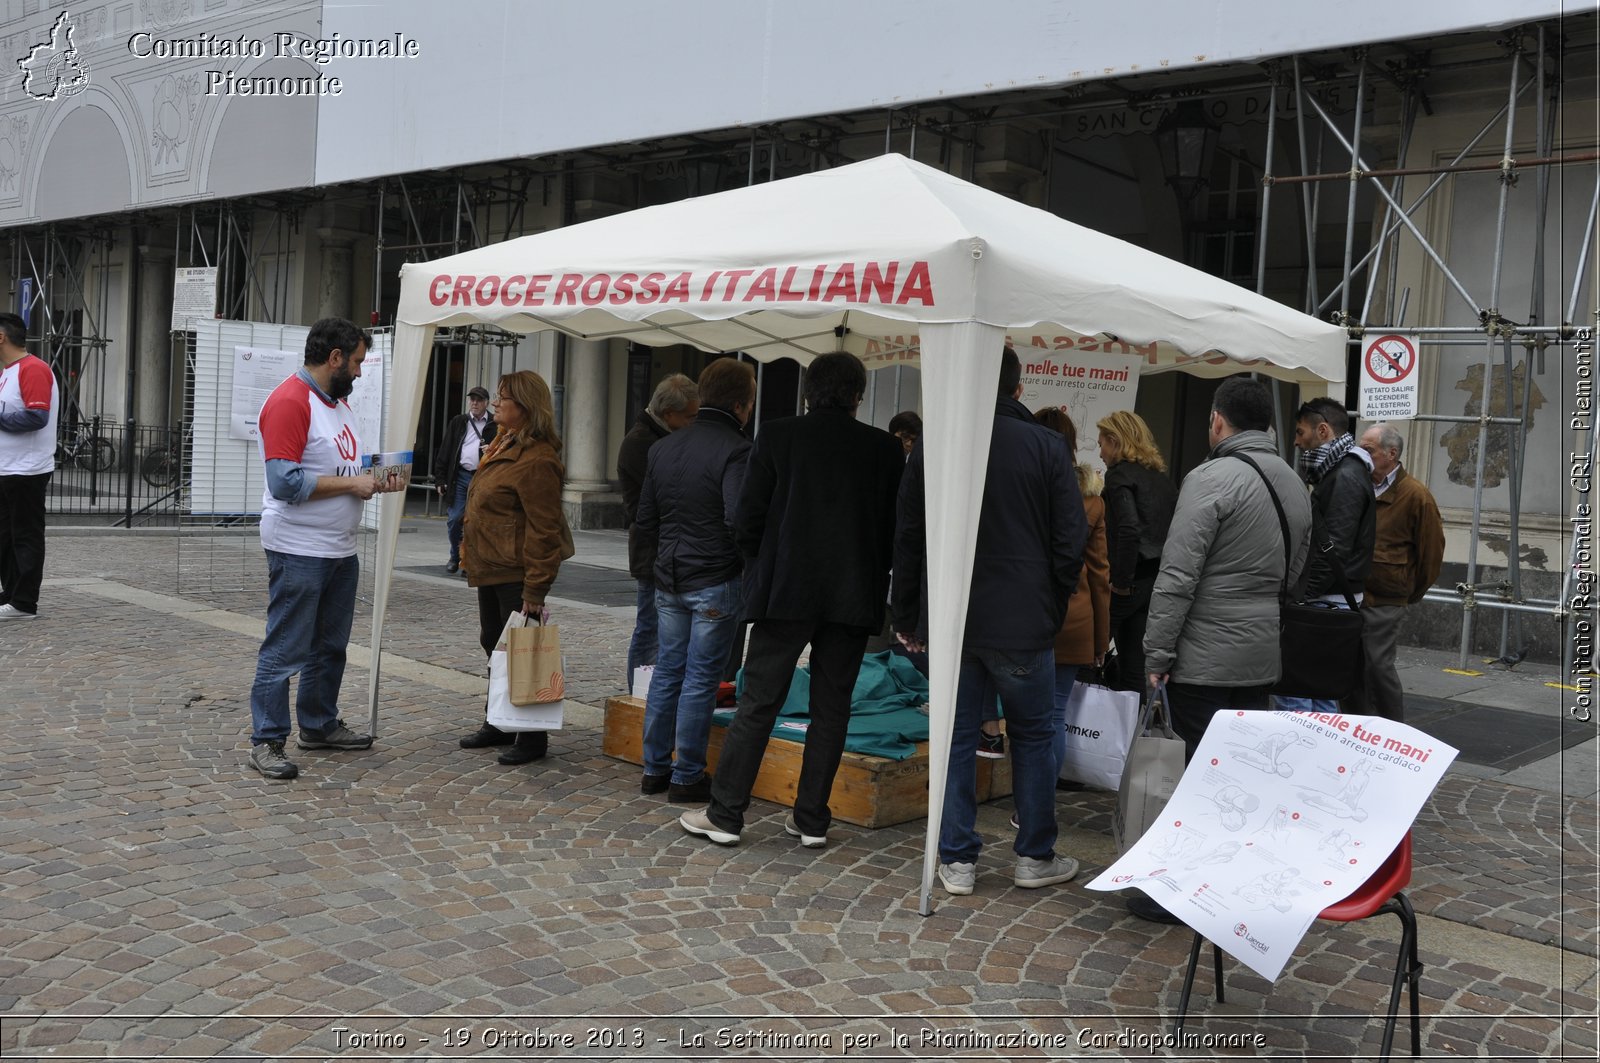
486,612,563,731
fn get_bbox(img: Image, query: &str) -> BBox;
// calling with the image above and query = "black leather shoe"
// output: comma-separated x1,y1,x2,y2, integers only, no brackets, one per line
445,560,460,574
641,772,670,795
1126,893,1184,924
459,723,515,749
667,776,713,803
497,731,548,765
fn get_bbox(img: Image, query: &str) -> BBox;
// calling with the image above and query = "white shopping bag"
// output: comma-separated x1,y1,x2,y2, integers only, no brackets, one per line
631,665,654,700
1058,682,1141,792
486,612,564,731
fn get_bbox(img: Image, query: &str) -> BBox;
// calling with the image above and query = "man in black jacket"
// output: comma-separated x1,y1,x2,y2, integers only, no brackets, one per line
893,346,1088,896
617,373,698,687
1284,396,1376,712
678,353,904,848
432,386,495,575
635,358,755,803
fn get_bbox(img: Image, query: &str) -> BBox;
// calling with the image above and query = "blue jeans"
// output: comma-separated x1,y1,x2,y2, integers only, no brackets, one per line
446,469,473,564
627,578,658,687
641,578,742,785
1051,664,1080,776
942,645,1057,865
249,550,359,744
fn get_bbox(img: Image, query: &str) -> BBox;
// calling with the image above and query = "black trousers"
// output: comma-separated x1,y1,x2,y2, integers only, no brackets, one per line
707,618,869,836
477,582,525,657
1108,569,1157,693
0,472,50,614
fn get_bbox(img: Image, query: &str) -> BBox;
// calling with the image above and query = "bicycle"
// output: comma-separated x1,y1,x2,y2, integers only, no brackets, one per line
140,423,189,488
55,422,116,473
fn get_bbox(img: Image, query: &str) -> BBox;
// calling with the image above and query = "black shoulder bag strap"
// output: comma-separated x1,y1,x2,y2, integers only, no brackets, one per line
1229,452,1359,611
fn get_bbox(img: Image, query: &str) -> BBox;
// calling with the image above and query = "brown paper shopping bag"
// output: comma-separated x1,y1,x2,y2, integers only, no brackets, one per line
507,620,565,708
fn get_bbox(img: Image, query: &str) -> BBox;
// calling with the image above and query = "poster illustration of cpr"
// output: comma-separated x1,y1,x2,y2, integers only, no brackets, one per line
1087,710,1457,981
1016,343,1143,467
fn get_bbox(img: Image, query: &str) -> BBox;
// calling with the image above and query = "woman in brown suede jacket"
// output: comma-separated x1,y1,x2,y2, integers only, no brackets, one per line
1036,408,1111,777
458,370,568,766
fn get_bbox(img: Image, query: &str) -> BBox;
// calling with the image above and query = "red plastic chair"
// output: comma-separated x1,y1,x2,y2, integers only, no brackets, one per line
1173,832,1422,1060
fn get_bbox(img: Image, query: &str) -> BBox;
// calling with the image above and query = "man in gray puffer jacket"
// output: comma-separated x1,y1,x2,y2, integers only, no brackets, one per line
1144,375,1312,756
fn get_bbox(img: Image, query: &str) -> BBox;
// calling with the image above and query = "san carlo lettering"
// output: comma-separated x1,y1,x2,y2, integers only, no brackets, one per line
425,261,936,309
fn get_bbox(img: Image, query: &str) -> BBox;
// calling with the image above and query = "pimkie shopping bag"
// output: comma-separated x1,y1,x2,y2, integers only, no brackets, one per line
1112,681,1186,854
1058,682,1140,792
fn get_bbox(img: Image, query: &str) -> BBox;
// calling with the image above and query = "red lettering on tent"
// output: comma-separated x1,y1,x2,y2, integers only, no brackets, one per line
861,261,898,303
474,276,501,304
719,269,754,301
661,272,692,302
777,266,806,302
553,274,583,305
1030,335,1048,348
823,264,857,302
500,276,526,305
745,268,778,302
637,273,664,304
864,339,882,356
1078,336,1103,352
451,275,475,306
807,265,828,300
522,275,551,306
580,274,610,306
700,271,722,301
610,273,637,305
895,261,934,305
428,275,450,306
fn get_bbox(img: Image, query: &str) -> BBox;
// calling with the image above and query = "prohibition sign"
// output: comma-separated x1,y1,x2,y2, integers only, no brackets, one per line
1364,334,1417,383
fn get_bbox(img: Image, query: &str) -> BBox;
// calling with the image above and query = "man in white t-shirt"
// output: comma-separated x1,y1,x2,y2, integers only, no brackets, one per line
0,311,57,621
247,317,403,780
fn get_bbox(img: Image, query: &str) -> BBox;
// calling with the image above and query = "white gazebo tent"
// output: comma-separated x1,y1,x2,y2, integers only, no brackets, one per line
372,154,1346,913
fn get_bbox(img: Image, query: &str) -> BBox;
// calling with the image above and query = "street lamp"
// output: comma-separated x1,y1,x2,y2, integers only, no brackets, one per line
1154,99,1220,217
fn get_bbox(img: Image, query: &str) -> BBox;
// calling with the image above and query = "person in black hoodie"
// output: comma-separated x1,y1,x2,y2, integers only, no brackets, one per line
1094,410,1177,692
616,373,699,687
678,353,904,849
635,358,755,804
1280,396,1376,713
893,346,1087,897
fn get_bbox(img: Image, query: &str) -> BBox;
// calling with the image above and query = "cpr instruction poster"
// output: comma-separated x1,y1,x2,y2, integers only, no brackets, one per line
1087,710,1456,981
1017,345,1143,470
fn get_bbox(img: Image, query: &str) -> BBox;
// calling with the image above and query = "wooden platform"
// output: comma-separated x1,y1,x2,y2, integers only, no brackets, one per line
603,695,1011,829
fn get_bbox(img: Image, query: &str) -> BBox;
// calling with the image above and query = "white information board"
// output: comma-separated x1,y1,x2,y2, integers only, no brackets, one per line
1359,332,1421,420
228,345,300,442
1087,709,1456,981
172,267,219,331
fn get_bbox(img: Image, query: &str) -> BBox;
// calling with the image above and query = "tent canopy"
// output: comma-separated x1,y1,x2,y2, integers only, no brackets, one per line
396,154,1345,384
377,153,1346,915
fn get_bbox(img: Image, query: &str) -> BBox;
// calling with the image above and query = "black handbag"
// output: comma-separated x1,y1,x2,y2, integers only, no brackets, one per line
1231,453,1365,700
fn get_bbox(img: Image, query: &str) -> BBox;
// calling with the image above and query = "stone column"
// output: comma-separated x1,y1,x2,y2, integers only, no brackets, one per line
136,245,175,427
316,230,353,322
561,337,623,528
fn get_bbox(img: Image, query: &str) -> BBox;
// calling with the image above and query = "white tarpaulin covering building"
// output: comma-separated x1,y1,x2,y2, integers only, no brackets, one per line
374,153,1347,911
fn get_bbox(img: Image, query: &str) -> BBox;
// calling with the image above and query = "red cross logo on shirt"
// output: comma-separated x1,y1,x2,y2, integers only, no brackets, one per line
334,425,358,462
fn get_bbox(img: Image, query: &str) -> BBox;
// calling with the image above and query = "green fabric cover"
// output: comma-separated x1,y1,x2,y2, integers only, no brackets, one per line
712,651,931,761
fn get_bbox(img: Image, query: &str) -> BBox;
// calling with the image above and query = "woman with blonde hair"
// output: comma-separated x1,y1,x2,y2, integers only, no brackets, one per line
458,370,570,765
1036,407,1110,778
1094,410,1177,693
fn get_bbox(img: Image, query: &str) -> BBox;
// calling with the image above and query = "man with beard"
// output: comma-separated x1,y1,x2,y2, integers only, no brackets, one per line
246,318,403,780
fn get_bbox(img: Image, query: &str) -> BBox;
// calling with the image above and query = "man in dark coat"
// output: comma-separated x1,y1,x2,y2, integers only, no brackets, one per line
617,373,698,687
432,386,495,575
635,358,755,803
678,353,904,848
893,346,1088,896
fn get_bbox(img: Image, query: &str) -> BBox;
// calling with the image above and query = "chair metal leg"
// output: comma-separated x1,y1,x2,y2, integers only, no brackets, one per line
1377,893,1422,1061
1213,942,1226,1004
1173,932,1206,1039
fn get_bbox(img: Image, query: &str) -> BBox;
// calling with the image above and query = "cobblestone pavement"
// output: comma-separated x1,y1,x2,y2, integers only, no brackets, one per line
0,530,1596,1060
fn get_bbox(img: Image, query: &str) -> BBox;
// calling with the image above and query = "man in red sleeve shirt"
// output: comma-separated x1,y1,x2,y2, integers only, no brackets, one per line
0,312,58,621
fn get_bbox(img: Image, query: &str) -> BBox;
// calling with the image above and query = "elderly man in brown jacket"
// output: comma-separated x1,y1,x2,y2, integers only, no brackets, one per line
1355,422,1445,721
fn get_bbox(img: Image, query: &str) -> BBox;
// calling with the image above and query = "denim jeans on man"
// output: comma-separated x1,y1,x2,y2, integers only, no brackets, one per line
1272,598,1358,716
249,550,359,744
942,645,1058,866
642,577,742,785
627,577,658,688
445,469,473,567
1051,664,1080,776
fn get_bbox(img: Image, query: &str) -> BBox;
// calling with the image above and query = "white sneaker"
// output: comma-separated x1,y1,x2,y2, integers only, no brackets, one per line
0,604,37,620
938,861,976,896
783,814,827,849
679,807,740,846
1014,853,1080,888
